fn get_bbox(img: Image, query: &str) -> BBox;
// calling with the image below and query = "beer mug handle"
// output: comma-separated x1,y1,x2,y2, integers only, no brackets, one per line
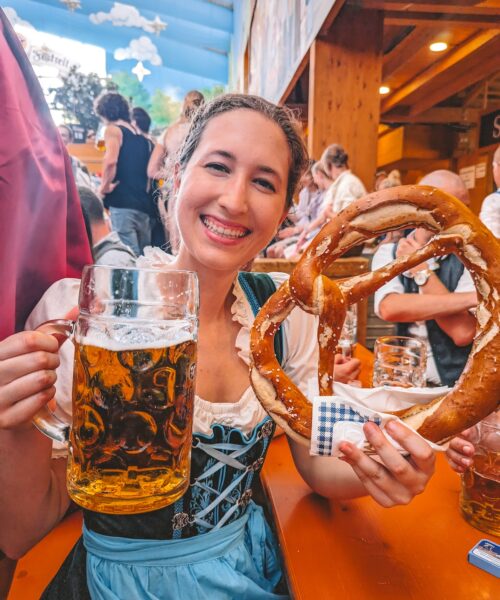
32,319,75,444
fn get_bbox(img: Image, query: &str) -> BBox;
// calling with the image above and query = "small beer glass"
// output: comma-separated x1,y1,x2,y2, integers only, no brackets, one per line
373,335,426,388
460,411,500,536
33,266,198,514
338,304,357,359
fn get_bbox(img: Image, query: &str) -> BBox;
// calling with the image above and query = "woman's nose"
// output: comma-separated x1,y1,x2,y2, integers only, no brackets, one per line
218,176,249,215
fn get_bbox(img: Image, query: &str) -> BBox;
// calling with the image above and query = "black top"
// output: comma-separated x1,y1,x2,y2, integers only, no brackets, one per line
103,126,154,215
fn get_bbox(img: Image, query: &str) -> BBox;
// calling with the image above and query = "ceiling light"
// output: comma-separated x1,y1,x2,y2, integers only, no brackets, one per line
429,42,448,52
379,86,391,95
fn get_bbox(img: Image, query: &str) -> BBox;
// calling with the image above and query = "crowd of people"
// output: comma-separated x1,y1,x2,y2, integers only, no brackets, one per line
0,10,497,598
59,89,206,262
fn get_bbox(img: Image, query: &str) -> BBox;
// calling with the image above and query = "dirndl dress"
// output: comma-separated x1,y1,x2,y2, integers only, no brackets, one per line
42,417,288,599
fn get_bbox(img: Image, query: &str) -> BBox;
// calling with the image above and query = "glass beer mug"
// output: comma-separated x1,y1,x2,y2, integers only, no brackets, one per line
459,410,500,536
34,266,198,515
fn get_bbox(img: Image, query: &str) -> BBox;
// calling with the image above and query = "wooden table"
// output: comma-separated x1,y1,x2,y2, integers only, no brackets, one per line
10,346,498,599
261,442,499,599
260,346,500,599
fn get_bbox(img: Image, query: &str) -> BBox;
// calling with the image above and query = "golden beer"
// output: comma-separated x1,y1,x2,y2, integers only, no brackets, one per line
460,452,500,537
67,338,197,514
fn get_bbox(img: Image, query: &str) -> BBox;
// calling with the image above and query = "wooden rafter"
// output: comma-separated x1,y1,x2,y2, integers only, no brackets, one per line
463,78,490,106
381,106,480,123
319,0,347,36
381,30,500,114
383,27,436,79
353,1,496,12
384,11,500,27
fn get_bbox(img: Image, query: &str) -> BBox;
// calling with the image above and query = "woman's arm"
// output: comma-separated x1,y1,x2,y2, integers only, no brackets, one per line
0,332,70,558
290,419,436,507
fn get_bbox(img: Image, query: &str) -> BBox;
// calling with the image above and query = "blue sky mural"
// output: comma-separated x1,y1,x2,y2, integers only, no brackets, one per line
3,0,233,98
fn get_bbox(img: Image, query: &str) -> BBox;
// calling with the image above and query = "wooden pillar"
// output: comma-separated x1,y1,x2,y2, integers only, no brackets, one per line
308,7,383,190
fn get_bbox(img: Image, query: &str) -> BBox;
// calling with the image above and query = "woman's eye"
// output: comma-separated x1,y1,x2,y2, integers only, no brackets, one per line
255,178,276,193
205,162,229,173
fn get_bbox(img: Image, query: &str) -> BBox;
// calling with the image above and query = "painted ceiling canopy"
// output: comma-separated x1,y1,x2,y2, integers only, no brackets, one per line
3,0,233,94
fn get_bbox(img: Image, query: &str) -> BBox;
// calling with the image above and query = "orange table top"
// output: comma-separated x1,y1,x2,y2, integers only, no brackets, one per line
8,510,82,599
261,440,499,599
10,345,498,598
260,345,500,599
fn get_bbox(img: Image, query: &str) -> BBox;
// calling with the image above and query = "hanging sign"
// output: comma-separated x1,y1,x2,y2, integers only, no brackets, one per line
479,109,500,148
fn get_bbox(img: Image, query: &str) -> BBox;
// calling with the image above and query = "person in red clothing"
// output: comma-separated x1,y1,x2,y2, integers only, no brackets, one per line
0,8,91,341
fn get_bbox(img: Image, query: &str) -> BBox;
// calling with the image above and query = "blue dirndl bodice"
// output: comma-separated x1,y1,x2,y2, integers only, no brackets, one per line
42,417,285,600
83,416,276,540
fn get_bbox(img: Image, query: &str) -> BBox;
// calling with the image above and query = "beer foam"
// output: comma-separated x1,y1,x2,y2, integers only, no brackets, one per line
80,322,195,351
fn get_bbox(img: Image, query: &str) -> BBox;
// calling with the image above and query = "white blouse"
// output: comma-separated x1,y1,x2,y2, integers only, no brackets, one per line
25,270,318,455
479,191,500,238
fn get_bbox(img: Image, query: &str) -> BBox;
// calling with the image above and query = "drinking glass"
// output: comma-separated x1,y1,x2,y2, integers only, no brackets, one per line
460,411,500,536
337,304,357,358
33,266,199,514
372,335,426,388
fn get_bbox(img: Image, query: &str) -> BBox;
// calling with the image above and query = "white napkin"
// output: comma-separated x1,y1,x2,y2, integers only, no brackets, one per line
308,380,449,457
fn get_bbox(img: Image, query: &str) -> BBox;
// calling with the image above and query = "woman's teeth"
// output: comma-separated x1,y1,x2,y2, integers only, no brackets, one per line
201,216,248,239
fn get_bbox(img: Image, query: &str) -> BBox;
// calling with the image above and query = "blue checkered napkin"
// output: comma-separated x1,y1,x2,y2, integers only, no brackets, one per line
310,397,381,457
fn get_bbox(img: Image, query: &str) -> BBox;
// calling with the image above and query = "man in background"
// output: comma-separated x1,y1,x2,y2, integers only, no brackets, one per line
94,92,154,255
79,186,136,267
372,170,477,387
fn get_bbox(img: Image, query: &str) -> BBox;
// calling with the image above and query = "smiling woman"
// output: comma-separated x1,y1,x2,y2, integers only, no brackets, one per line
174,98,298,273
0,93,443,600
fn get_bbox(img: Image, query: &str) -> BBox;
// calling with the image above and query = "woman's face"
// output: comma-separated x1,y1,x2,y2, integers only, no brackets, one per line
175,109,290,272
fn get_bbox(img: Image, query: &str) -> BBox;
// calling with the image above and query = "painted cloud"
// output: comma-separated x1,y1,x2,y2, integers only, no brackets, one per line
114,36,162,66
4,7,35,29
89,3,166,34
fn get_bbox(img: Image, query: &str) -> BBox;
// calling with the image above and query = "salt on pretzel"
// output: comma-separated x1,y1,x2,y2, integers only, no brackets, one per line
250,185,500,447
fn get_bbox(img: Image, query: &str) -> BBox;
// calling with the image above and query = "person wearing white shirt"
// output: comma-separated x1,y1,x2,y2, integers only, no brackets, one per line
479,145,500,238
372,170,477,386
293,144,366,256
267,161,326,258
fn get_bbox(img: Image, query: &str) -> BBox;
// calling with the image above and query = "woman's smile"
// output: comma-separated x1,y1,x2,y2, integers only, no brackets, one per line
200,214,251,245
175,109,290,272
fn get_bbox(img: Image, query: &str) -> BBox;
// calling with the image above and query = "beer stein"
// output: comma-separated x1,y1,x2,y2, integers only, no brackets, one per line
373,336,427,388
459,410,500,536
33,266,199,515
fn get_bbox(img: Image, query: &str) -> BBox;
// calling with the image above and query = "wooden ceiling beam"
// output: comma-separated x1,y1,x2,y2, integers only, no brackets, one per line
319,0,347,36
384,11,500,27
382,106,480,123
408,42,500,114
462,78,489,106
383,27,436,79
381,31,500,113
355,1,496,13
370,1,483,5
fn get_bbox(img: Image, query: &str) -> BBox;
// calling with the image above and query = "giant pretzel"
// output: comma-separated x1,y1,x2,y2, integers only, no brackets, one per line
250,185,500,447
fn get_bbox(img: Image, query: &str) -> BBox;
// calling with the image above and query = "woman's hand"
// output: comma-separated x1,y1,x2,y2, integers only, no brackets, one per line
339,420,435,507
333,355,361,383
0,331,60,430
445,429,475,473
